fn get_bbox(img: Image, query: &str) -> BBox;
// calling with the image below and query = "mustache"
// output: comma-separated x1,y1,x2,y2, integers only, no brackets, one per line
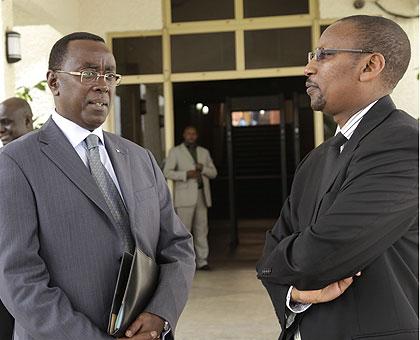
305,80,319,88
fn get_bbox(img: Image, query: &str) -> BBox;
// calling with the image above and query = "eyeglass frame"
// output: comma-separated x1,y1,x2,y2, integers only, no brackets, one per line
308,48,374,63
54,70,122,86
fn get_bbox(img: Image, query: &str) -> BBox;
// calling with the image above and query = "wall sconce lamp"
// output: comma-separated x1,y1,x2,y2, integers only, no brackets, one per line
6,31,21,63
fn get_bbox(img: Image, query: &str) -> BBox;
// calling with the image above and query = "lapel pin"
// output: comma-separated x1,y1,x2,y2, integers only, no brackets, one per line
116,148,121,153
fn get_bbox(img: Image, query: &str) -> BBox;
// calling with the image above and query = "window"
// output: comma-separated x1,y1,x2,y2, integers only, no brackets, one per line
244,0,309,18
113,36,162,75
171,0,234,22
245,27,311,69
171,32,236,72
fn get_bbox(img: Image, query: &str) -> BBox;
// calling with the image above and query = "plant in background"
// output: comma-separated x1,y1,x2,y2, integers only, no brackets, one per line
15,80,47,129
16,80,47,102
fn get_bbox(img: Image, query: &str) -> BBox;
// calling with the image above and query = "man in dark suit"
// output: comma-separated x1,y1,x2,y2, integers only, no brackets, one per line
0,32,195,340
0,97,33,339
257,15,418,340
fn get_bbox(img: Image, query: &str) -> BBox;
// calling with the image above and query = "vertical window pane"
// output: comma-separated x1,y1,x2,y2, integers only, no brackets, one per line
244,0,309,18
171,32,235,72
245,27,311,69
113,36,162,75
171,0,234,22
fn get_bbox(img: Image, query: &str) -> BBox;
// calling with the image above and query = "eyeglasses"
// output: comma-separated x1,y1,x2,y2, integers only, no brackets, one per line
308,48,374,63
55,70,122,86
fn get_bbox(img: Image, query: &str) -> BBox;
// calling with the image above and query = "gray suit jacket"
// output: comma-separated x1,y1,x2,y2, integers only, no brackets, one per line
163,144,217,208
0,118,195,340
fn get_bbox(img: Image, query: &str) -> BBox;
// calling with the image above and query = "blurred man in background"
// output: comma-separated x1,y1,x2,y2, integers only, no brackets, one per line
164,126,217,270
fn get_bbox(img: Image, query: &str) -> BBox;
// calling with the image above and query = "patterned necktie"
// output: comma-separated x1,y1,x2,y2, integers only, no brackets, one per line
84,134,135,254
320,132,348,190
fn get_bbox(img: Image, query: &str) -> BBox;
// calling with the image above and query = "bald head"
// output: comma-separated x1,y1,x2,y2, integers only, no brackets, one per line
0,97,33,145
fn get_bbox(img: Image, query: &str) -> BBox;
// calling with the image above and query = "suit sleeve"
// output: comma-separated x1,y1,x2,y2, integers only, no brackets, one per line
258,125,419,290
201,149,217,179
0,152,113,340
256,197,296,330
163,148,187,182
144,150,196,331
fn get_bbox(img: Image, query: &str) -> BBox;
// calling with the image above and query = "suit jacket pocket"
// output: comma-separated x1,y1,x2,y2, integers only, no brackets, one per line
352,329,419,340
135,186,156,202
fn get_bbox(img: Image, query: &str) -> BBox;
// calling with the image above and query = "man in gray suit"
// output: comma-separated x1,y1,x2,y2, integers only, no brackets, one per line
0,32,195,340
164,126,217,270
0,97,33,339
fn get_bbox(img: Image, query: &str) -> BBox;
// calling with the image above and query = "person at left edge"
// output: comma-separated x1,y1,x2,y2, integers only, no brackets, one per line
0,97,34,339
0,32,195,340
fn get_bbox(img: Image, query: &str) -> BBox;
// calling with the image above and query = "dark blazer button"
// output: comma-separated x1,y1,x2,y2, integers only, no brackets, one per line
262,268,272,275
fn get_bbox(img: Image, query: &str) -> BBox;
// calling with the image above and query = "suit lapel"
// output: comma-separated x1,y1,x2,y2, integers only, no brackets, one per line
196,146,204,164
316,95,396,203
180,143,196,165
104,133,136,227
39,118,115,224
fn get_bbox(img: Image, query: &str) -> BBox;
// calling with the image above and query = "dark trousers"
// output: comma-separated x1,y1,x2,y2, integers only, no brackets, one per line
0,300,14,339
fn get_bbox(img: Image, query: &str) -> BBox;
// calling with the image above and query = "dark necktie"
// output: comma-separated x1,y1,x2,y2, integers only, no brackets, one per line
186,144,204,189
320,132,348,190
85,134,135,254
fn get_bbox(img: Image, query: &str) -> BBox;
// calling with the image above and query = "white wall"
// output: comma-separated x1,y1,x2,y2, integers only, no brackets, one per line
14,25,61,125
13,0,80,35
319,0,419,118
1,0,16,99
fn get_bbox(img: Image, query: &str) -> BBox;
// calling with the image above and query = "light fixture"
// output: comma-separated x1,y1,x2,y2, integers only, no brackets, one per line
202,106,209,114
259,110,265,115
6,31,21,63
195,102,203,110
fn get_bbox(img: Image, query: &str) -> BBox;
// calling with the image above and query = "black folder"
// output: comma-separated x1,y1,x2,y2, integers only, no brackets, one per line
107,248,158,337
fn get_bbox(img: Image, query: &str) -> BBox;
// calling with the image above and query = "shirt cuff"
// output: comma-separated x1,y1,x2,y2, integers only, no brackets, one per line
286,286,312,313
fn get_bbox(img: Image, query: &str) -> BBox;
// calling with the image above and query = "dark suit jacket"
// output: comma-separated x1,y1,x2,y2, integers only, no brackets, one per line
0,118,195,340
257,96,419,340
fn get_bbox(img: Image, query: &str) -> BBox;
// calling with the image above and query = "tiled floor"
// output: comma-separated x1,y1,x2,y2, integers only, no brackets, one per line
175,219,280,340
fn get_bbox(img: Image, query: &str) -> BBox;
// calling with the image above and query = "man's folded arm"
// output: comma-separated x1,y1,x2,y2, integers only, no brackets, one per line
258,129,418,290
0,152,112,340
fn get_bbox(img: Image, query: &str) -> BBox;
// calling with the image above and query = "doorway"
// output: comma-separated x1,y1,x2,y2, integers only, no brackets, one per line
173,77,313,250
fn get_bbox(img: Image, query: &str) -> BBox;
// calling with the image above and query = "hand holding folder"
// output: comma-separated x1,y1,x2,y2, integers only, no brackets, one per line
108,248,158,337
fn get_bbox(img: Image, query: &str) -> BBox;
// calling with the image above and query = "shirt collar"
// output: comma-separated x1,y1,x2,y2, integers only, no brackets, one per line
335,100,378,140
51,110,105,148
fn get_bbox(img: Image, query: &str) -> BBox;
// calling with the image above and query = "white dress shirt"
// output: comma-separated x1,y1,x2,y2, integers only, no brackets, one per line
287,100,378,340
51,110,123,195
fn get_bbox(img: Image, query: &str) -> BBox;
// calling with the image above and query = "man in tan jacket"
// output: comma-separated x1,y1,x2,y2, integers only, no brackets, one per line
164,126,217,270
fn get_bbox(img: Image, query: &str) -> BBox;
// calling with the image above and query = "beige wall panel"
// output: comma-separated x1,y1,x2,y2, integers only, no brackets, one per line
80,0,163,39
171,67,304,82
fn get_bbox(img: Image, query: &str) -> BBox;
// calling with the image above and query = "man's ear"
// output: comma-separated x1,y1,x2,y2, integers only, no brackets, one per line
47,70,59,96
359,53,386,83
